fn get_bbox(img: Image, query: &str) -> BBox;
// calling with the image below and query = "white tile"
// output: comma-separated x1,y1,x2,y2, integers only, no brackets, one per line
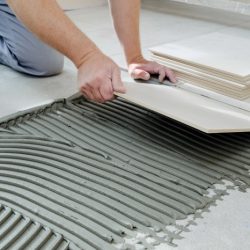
152,56,250,100
150,31,250,78
116,76,250,133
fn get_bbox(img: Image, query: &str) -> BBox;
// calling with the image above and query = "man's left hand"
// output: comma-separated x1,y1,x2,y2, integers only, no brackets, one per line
128,56,177,83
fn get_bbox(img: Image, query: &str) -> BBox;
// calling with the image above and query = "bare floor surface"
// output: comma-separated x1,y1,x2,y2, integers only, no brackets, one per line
175,189,250,250
0,3,250,249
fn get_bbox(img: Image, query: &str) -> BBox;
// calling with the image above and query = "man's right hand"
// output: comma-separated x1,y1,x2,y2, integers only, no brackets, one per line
78,51,126,103
8,0,126,104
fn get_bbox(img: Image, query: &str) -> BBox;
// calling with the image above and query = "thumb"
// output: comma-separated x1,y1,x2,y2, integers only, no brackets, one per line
130,68,150,80
112,67,126,94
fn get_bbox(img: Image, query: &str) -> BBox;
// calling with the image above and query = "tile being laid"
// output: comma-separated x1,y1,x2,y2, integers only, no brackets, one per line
117,75,250,133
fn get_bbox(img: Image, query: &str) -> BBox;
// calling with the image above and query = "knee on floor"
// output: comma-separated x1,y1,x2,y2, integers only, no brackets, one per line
12,43,65,77
26,49,64,77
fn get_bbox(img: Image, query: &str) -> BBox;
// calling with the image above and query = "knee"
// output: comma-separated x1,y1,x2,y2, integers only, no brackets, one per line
13,42,64,77
0,8,64,77
27,49,64,77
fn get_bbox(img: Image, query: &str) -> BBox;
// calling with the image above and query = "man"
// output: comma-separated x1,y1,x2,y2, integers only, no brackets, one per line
0,0,176,102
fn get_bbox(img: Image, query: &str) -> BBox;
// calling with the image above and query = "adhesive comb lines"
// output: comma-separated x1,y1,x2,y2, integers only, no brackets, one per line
0,97,249,249
0,204,71,250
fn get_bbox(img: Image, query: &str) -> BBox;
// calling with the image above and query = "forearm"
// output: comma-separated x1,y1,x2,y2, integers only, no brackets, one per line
109,0,142,65
7,0,99,68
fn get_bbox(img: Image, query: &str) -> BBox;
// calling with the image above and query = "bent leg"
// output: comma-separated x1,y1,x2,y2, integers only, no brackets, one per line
0,1,64,76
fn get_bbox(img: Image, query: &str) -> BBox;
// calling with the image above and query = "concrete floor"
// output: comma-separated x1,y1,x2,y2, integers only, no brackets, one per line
1,3,250,249
175,189,250,250
156,182,250,250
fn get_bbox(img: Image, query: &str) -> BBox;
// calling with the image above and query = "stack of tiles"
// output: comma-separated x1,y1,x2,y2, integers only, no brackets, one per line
150,31,250,100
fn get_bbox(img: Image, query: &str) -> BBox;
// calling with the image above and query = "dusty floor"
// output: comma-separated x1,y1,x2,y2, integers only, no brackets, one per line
0,3,250,249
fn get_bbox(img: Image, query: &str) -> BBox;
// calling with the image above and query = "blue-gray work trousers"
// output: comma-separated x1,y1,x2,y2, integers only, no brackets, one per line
0,0,64,76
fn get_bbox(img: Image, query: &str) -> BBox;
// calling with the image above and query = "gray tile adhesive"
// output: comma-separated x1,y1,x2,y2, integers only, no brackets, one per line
0,95,249,249
0,204,71,249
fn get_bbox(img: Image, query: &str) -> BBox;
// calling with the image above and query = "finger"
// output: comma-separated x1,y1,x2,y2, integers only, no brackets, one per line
82,83,101,103
130,68,150,80
89,84,105,103
158,67,166,82
93,88,105,103
166,68,177,83
131,62,159,74
112,68,126,93
99,81,114,101
80,86,95,101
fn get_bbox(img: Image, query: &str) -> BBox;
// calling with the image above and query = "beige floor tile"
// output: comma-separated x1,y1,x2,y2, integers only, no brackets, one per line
152,56,250,89
151,31,250,78
116,75,250,133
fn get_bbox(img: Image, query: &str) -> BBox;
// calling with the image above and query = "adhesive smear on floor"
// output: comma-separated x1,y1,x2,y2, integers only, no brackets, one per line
0,96,249,249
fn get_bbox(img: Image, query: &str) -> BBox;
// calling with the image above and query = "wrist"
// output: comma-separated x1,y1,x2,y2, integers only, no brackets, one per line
72,39,102,69
126,53,146,66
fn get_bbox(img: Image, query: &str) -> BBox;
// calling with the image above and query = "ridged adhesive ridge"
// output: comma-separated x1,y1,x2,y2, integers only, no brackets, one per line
0,96,249,249
0,204,73,250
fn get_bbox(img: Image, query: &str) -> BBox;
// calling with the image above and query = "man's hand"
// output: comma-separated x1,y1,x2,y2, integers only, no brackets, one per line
109,1,177,84
128,56,177,83
8,0,127,104
78,51,126,103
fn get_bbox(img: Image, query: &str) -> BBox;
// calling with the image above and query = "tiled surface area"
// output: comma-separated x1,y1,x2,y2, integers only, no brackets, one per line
0,62,77,119
0,3,250,249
